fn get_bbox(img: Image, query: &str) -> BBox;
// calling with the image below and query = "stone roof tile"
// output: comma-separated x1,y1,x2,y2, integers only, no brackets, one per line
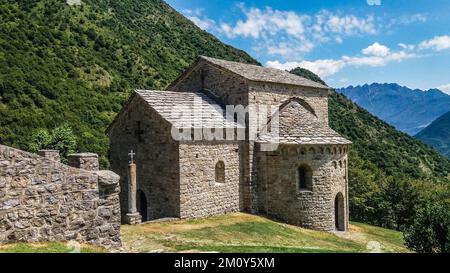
257,125,351,145
200,56,329,90
136,90,240,129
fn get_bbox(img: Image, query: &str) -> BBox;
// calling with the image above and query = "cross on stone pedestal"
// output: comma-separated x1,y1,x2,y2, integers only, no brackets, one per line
128,150,135,164
135,121,144,143
125,149,141,224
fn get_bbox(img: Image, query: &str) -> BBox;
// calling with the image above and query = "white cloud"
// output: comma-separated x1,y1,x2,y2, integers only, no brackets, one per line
438,84,450,94
419,35,450,51
342,55,386,67
183,8,217,31
266,44,416,78
345,50,414,67
266,59,345,78
362,42,390,57
398,43,415,51
188,16,216,31
389,13,427,27
296,59,345,78
218,5,378,58
266,41,315,56
325,13,376,35
220,6,307,39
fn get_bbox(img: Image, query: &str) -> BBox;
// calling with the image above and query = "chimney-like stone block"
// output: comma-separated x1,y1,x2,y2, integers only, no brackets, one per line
95,170,120,196
68,153,99,171
38,150,60,162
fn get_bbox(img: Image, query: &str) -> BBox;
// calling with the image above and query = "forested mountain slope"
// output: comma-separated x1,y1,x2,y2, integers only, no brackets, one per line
0,0,256,165
416,111,450,158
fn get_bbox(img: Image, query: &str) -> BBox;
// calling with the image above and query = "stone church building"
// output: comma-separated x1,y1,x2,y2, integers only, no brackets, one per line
108,56,351,231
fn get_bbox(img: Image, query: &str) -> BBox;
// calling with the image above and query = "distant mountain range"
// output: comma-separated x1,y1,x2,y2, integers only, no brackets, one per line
337,83,450,135
416,111,450,158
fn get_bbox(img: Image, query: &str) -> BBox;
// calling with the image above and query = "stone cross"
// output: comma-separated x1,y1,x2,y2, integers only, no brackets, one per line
128,150,135,164
135,121,144,143
128,162,137,213
125,152,142,224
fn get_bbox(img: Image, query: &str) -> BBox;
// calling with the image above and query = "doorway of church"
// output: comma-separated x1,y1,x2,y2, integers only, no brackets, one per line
335,192,345,231
137,189,148,222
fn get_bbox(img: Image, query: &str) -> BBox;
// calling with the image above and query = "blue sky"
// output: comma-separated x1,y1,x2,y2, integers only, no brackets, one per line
166,0,450,92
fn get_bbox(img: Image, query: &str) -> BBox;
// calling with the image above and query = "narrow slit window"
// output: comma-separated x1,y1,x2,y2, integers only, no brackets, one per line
298,165,313,191
215,161,225,183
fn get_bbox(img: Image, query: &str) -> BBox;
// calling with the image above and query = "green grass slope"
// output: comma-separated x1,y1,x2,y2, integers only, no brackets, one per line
121,213,409,253
416,111,450,158
0,0,256,166
0,242,106,253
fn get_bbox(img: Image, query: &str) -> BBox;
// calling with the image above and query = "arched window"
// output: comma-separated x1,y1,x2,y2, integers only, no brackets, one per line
298,165,313,191
215,161,225,183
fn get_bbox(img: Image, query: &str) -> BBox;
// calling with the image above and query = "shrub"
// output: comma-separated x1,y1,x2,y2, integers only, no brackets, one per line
404,200,450,253
28,124,77,162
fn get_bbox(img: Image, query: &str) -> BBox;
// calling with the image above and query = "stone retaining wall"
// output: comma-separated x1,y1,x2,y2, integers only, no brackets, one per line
0,145,121,248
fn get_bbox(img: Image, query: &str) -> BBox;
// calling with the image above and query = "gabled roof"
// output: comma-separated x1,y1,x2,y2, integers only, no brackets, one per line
257,126,352,145
135,90,240,129
199,56,329,90
256,98,351,145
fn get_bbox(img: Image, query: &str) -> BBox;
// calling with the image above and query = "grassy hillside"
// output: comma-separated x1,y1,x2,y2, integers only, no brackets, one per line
416,111,450,158
0,213,407,253
0,242,106,253
0,0,256,166
121,213,408,253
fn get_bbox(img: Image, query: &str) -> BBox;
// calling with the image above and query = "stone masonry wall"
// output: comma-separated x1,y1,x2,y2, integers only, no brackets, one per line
169,61,251,212
68,153,99,171
247,82,330,213
109,95,180,221
0,145,121,248
248,81,329,125
170,60,249,107
178,141,240,218
256,144,349,231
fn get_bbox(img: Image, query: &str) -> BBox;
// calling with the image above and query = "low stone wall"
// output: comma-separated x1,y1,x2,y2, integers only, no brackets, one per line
0,145,121,249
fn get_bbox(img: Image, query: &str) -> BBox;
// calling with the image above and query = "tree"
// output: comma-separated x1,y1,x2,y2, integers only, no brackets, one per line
378,179,422,230
404,200,450,253
290,67,327,86
28,129,51,153
28,124,77,162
